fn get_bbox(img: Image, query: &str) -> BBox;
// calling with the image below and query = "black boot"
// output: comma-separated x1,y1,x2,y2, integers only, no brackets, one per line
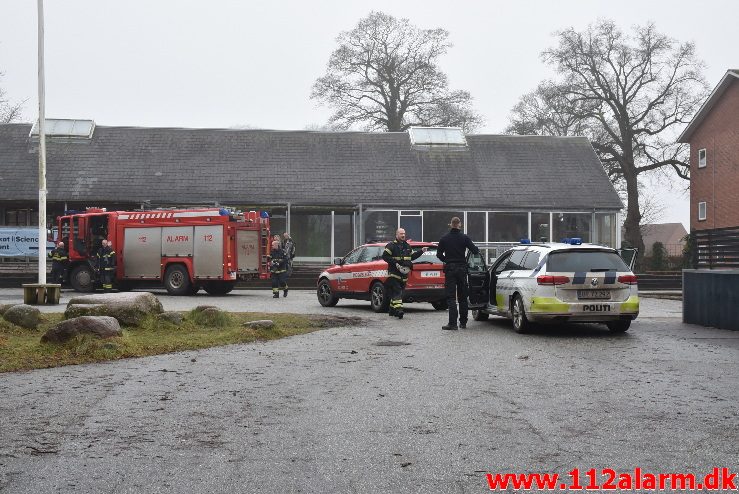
388,308,396,317
283,289,288,297
273,292,279,298
395,310,404,319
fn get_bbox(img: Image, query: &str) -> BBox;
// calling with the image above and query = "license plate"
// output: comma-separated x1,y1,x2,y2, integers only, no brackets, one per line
421,271,441,278
577,290,611,300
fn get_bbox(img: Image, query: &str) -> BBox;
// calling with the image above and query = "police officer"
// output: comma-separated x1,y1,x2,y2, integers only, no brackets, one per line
269,239,289,298
381,228,425,319
436,217,479,330
97,239,117,292
48,241,69,284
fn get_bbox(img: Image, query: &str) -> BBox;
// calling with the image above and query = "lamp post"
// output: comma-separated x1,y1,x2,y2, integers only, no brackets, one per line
37,0,47,284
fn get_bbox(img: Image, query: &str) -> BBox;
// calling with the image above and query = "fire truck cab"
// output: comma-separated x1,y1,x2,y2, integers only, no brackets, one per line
56,207,270,295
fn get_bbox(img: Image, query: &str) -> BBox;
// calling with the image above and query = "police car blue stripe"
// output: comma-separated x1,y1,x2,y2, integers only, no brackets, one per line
604,272,616,284
573,272,586,284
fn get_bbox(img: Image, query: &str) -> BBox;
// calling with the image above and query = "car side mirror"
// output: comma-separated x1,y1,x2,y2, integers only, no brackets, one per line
333,257,344,266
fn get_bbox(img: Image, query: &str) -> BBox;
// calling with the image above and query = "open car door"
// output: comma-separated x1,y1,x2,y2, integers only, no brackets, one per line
466,250,489,308
616,248,639,271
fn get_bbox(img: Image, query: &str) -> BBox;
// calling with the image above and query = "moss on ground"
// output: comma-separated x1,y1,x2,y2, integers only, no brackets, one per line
0,311,360,373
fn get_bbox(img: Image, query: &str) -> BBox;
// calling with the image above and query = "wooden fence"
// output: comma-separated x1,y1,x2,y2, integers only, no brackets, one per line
691,226,739,269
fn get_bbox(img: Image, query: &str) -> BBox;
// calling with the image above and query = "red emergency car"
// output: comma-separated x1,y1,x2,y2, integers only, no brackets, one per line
316,241,448,312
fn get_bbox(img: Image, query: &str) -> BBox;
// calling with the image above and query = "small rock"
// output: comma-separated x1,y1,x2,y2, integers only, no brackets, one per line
193,305,219,313
243,320,274,330
517,355,530,360
41,316,122,344
3,304,41,329
156,312,183,325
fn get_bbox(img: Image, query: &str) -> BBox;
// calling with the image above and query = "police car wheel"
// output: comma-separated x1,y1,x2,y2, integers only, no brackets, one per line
606,319,631,333
511,294,531,333
317,279,339,307
472,310,489,321
370,281,390,313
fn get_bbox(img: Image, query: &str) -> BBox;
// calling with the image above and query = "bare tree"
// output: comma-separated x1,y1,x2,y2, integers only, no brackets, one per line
311,11,483,133
0,72,23,123
506,20,707,254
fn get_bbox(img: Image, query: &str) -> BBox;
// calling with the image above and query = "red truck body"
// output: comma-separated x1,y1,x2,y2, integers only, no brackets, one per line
56,207,270,295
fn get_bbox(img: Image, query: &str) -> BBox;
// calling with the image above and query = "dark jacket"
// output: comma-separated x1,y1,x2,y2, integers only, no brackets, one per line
436,228,479,265
48,247,69,268
97,246,116,271
382,240,423,280
283,238,296,260
269,247,288,274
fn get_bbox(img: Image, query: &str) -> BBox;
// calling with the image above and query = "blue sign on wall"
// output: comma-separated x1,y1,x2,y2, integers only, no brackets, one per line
0,228,55,257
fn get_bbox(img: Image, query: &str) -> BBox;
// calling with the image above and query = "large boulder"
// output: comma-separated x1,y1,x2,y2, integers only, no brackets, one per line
3,304,41,329
42,316,121,344
65,292,163,327
0,304,14,316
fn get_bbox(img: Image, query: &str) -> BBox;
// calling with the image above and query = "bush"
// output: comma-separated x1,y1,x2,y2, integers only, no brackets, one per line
650,242,669,271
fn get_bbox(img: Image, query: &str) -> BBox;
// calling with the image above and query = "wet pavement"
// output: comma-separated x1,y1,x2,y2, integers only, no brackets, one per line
1,288,737,493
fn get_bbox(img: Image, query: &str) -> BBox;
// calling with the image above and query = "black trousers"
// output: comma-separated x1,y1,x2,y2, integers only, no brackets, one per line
271,272,288,293
444,263,469,325
50,264,67,284
101,270,115,290
387,276,406,312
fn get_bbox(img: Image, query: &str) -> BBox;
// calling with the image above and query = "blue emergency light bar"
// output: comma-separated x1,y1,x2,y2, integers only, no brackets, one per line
560,237,582,245
519,238,531,244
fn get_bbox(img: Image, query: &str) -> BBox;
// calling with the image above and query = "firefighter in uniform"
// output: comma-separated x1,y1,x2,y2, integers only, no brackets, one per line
48,241,69,284
269,240,289,298
436,217,479,330
381,228,425,319
97,239,117,292
282,232,296,277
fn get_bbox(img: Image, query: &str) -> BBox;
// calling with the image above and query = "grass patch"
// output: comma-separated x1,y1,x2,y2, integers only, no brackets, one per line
0,312,360,373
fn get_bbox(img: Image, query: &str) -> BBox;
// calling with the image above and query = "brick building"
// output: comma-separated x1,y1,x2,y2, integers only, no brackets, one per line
678,69,739,230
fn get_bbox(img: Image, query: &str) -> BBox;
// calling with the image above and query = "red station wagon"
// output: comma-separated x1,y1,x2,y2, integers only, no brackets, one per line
316,242,448,312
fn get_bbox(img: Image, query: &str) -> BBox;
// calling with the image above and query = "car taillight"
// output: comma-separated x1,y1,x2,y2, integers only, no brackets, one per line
537,275,570,285
618,274,638,285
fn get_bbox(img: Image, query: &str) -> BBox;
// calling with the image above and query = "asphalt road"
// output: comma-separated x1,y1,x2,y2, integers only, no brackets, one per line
1,289,737,493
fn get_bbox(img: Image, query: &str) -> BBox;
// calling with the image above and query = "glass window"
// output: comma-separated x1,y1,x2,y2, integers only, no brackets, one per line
466,212,486,242
698,202,707,221
531,213,550,243
467,251,487,273
363,211,397,243
344,248,363,264
493,252,512,274
262,207,286,239
522,251,541,269
553,213,591,243
291,210,332,259
698,148,706,168
489,212,528,242
547,250,629,272
400,214,422,242
423,210,463,242
593,213,616,247
413,248,438,264
334,213,354,258
505,250,527,270
358,246,383,263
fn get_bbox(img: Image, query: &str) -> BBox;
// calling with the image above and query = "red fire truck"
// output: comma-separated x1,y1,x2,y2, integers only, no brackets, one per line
55,207,271,295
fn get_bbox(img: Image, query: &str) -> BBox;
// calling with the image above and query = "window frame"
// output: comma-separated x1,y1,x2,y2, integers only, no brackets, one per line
698,201,707,221
698,148,707,168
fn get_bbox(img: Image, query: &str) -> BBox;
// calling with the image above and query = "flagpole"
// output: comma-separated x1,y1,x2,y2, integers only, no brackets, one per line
37,0,47,284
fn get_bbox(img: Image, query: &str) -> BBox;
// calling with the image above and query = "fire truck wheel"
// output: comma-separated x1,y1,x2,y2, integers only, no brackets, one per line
317,279,339,307
203,281,235,295
70,264,95,292
370,281,390,313
164,264,191,296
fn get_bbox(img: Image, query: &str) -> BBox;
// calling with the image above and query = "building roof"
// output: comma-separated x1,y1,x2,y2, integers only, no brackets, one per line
0,124,623,210
678,69,739,143
640,223,688,249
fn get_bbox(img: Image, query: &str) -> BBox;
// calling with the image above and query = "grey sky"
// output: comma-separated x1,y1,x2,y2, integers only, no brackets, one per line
1,0,736,228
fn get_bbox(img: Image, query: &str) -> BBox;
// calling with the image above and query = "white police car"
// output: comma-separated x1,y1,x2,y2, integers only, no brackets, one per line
466,239,639,333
